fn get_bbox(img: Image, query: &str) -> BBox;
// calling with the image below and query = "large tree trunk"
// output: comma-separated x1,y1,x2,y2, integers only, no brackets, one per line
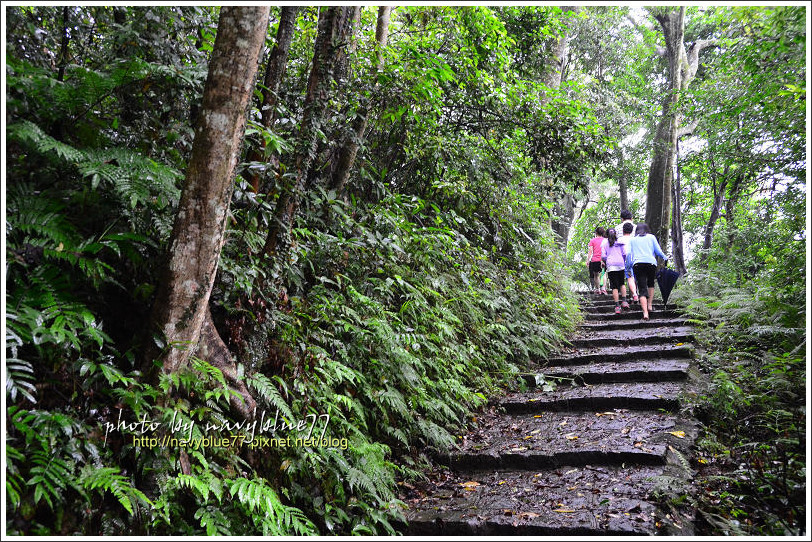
701,149,729,258
147,7,269,416
722,172,746,254
645,8,715,247
550,192,576,247
645,8,684,246
329,6,392,194
262,6,357,259
540,6,578,99
246,6,299,194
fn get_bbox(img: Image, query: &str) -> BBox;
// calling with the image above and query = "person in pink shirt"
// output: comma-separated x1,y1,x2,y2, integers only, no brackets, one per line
587,226,606,294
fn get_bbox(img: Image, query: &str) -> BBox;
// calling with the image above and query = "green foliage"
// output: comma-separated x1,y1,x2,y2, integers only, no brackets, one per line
17,3,807,538
671,239,805,534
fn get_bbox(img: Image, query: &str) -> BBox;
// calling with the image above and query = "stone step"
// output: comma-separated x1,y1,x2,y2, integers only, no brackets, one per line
577,318,690,332
522,359,691,387
569,327,694,349
584,296,653,304
401,465,665,536
546,343,694,367
499,382,685,414
587,304,671,314
584,310,681,321
449,410,686,468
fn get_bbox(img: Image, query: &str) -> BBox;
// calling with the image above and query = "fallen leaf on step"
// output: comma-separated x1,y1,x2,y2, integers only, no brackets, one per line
565,433,579,440
553,509,576,513
460,481,480,488
669,430,686,438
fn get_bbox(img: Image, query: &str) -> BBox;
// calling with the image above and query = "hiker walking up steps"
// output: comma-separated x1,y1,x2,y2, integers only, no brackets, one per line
627,223,667,321
616,208,636,237
617,222,638,306
601,228,627,314
587,227,606,295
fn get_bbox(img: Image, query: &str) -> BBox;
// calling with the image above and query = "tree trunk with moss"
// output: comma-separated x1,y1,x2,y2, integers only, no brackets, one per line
645,7,715,247
147,7,269,416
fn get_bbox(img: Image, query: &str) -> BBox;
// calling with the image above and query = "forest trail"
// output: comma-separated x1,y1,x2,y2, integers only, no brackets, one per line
400,293,705,536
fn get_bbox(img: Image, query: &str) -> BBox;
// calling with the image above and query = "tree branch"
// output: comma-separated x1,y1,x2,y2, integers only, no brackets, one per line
676,121,698,139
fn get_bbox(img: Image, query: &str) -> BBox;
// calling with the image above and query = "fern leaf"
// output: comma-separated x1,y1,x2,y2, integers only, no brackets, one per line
246,373,294,421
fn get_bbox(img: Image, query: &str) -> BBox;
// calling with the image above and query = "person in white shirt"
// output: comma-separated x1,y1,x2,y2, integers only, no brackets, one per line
616,221,638,308
616,209,636,238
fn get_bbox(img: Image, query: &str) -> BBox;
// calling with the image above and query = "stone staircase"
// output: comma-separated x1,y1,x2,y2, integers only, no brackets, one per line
400,292,704,536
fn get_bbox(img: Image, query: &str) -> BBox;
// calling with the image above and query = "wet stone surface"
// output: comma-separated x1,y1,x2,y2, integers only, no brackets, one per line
546,343,694,366
578,317,690,331
455,410,678,458
399,293,701,536
500,381,685,413
402,466,662,535
538,358,692,385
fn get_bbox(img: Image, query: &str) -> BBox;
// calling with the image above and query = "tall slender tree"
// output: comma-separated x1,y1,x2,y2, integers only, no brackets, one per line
246,6,300,194
147,7,269,416
262,6,357,259
329,6,392,194
644,7,715,246
542,6,581,247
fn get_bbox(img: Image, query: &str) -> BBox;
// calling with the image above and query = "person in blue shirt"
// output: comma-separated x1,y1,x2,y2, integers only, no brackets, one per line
627,222,667,321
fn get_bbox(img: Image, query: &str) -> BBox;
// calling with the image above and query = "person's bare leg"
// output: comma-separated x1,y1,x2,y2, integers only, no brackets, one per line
640,295,649,319
647,287,655,312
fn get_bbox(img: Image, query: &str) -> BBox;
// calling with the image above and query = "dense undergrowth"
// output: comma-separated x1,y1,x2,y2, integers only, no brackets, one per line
6,5,805,537
5,136,579,534
4,22,580,533
668,199,806,536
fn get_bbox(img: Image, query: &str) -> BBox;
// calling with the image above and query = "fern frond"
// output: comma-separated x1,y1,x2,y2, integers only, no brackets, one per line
228,477,317,535
5,357,37,404
246,373,295,421
416,418,457,451
80,465,152,515
177,473,211,501
8,120,85,162
194,506,232,536
27,449,76,510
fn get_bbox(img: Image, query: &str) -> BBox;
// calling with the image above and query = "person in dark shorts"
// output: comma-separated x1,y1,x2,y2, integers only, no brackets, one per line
587,227,606,294
600,228,627,314
627,223,667,320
